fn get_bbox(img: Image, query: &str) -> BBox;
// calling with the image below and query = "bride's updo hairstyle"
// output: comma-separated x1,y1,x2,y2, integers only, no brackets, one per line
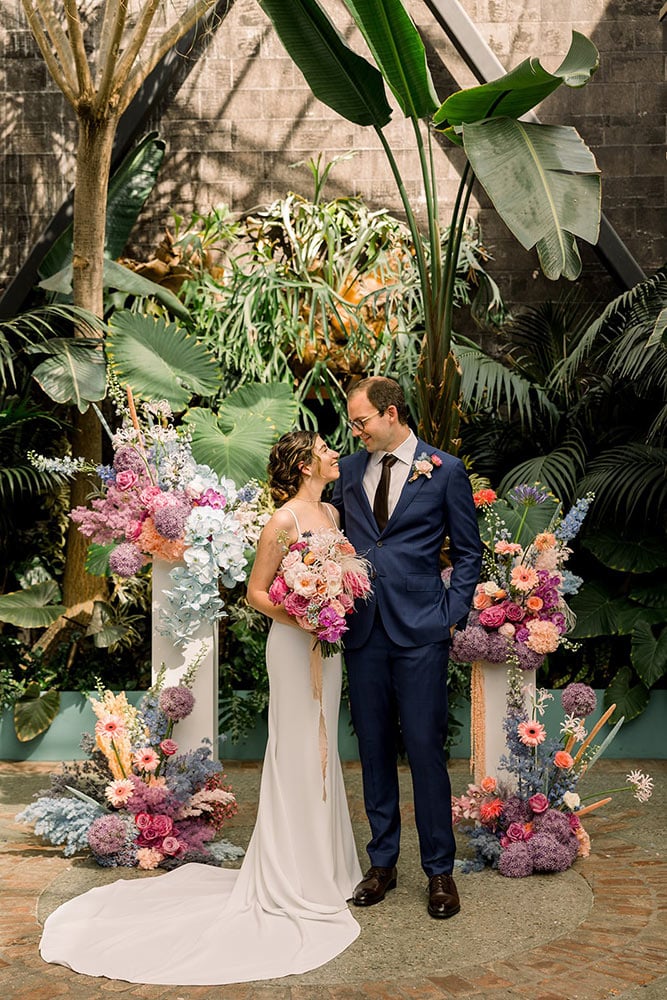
268,430,319,505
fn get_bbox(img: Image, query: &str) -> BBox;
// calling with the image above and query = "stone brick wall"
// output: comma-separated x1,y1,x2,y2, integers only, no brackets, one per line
1,0,665,312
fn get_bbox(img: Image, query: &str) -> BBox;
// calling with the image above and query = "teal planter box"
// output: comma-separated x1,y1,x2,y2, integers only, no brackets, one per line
448,688,667,761
2,689,664,762
0,691,145,762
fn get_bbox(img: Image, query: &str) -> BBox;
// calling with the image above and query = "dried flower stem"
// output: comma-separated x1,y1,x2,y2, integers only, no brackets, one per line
572,704,616,766
576,796,612,817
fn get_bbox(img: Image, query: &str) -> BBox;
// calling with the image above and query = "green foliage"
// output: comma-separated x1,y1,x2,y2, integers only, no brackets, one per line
13,683,61,742
106,310,219,410
261,0,600,452
38,133,167,281
0,581,65,628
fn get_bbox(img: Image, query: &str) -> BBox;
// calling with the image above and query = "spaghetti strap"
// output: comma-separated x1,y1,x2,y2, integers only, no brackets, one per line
324,504,338,529
283,505,302,535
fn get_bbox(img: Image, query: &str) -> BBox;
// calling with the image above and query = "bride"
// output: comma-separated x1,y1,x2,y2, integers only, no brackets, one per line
39,430,363,985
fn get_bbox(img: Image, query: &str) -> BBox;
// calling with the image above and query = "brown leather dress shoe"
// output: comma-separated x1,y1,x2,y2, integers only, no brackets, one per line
428,873,461,919
352,866,397,906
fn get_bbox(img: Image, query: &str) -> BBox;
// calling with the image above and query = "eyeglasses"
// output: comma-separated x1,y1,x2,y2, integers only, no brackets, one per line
346,410,381,434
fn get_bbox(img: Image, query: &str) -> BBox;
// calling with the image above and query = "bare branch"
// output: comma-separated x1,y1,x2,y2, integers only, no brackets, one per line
20,1,78,103
95,1,130,112
118,0,220,114
33,0,79,94
63,0,94,97
108,0,162,105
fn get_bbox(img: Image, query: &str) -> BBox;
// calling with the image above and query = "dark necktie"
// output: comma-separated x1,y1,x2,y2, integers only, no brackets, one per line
373,454,398,532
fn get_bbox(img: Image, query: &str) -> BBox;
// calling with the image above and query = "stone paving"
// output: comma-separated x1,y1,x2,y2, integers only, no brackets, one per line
0,758,664,1000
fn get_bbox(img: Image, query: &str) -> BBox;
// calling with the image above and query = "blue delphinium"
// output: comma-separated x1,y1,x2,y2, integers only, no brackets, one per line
554,493,594,543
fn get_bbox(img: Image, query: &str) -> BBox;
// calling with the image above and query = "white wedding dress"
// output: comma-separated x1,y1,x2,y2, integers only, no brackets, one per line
39,620,362,984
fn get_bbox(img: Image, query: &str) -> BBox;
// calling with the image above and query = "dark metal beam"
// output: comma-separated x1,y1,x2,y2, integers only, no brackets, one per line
422,0,647,290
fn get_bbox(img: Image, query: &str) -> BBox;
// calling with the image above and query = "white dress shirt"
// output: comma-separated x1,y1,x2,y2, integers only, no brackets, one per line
362,430,417,521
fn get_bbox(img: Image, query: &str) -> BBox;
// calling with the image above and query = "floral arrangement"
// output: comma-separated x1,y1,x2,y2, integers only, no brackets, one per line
33,391,271,646
17,653,244,870
268,528,372,656
452,483,594,671
452,671,653,877
408,451,442,483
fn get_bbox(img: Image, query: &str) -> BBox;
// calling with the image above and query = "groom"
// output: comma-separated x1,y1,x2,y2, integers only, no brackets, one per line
331,376,481,919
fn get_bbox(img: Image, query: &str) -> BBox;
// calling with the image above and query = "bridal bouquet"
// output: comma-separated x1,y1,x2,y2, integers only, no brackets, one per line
34,393,271,646
452,671,653,877
17,653,243,871
451,483,594,670
268,529,371,656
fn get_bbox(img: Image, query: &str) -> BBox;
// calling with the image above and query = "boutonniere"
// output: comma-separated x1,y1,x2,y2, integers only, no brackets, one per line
408,451,442,482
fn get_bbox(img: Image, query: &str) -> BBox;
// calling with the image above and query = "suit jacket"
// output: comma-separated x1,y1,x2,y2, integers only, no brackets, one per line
331,439,482,649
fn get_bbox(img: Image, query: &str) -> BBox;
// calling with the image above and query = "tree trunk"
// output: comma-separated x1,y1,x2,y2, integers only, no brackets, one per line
62,114,118,607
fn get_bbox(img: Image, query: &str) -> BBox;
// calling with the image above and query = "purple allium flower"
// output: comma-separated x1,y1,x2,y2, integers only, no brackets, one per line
451,625,489,662
153,501,191,540
501,796,531,825
533,809,579,846
485,632,511,664
514,642,545,672
509,484,549,506
113,445,146,475
87,814,128,855
158,685,195,721
498,842,534,878
561,683,597,718
528,832,578,873
109,542,145,576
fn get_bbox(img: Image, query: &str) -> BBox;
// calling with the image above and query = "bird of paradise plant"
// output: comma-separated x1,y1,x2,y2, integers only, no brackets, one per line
259,0,601,454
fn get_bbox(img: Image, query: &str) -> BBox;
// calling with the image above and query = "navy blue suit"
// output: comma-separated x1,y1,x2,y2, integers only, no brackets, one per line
332,440,482,875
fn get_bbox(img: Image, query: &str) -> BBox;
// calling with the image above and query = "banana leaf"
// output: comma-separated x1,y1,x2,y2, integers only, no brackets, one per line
259,0,392,127
38,132,166,280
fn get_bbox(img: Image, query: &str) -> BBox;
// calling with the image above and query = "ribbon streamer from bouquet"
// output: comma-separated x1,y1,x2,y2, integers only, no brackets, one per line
309,640,328,801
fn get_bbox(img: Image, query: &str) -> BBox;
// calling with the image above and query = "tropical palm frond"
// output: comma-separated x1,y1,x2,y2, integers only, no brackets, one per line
0,305,104,388
498,434,588,503
455,335,557,429
500,294,595,386
557,270,667,387
578,443,667,522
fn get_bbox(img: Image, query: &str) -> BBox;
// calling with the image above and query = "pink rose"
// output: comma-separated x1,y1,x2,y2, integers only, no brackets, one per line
480,776,497,793
135,812,152,831
478,605,507,628
151,814,173,838
504,602,525,623
338,592,354,612
528,793,549,815
161,836,182,856
506,822,527,842
115,469,138,491
160,739,179,756
284,592,311,617
430,454,442,467
268,575,289,605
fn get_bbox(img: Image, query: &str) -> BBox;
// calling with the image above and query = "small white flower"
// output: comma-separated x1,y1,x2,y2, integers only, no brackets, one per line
562,791,580,810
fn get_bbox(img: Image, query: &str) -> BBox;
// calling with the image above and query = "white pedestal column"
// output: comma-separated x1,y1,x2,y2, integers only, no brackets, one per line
470,661,536,787
151,559,219,760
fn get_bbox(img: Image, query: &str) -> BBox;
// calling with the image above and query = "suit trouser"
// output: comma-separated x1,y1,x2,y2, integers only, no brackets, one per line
345,615,456,876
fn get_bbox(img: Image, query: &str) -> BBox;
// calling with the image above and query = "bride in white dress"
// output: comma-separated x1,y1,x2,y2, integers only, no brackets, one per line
39,430,363,985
